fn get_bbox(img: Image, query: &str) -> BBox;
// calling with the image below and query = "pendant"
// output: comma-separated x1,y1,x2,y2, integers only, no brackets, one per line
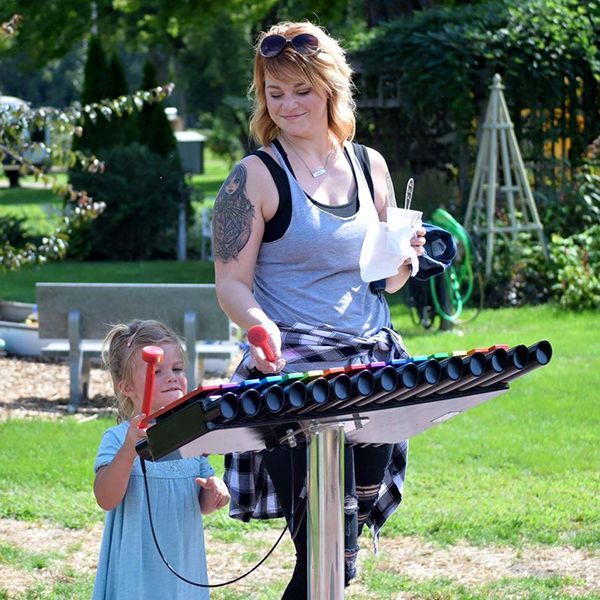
311,168,326,178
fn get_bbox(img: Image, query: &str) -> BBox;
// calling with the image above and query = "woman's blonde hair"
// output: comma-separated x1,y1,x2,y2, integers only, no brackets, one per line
102,319,185,423
249,21,356,147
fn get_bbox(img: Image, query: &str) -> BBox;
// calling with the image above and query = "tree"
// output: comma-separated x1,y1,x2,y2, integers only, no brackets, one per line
138,60,177,158
352,0,600,204
69,143,186,260
107,53,133,147
0,14,175,272
73,35,111,154
0,50,82,108
0,0,279,67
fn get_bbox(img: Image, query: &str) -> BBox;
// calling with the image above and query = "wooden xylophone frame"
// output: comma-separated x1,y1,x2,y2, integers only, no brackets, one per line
136,340,552,599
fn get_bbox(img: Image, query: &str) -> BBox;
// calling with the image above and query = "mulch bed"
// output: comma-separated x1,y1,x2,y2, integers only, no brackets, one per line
0,354,229,421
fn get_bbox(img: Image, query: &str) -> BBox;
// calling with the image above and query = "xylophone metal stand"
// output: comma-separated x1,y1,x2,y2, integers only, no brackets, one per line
306,421,345,599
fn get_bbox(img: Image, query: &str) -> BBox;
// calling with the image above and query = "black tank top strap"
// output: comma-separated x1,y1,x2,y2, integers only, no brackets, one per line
249,149,293,243
351,142,374,201
274,138,360,216
250,141,374,243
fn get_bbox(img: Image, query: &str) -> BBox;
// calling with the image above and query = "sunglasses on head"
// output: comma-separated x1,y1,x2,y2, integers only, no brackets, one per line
259,33,320,58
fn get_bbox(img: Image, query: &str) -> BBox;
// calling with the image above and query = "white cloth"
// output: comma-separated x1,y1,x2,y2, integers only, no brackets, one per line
359,205,423,282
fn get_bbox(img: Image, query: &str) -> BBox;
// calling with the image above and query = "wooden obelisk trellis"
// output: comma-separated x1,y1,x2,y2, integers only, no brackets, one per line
464,73,548,277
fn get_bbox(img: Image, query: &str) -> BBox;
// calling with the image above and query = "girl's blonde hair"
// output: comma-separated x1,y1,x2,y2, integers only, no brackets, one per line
102,319,185,423
249,21,356,147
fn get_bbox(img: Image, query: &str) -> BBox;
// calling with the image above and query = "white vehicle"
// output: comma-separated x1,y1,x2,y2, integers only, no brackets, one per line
1,94,51,187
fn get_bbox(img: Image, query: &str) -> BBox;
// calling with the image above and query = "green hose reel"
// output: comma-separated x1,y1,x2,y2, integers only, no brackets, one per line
427,208,477,324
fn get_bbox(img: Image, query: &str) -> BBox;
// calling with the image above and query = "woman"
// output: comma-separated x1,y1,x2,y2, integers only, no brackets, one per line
213,21,426,597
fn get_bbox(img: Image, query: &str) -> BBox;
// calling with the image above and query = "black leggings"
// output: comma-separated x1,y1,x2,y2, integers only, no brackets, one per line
262,443,393,600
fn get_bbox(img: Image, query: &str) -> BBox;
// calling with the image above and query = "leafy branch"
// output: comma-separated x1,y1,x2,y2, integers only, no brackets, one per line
1,14,23,37
0,82,175,272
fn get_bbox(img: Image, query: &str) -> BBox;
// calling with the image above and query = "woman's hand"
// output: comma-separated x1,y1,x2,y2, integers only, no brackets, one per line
410,227,426,257
197,476,231,514
248,320,286,374
387,227,427,292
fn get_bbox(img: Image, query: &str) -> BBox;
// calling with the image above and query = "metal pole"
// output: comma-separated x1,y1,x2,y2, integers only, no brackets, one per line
306,423,345,599
177,201,187,261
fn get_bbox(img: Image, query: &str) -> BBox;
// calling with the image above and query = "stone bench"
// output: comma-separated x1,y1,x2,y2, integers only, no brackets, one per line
36,282,238,412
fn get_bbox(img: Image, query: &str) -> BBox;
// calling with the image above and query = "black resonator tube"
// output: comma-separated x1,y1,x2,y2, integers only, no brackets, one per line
487,340,552,385
457,348,509,391
393,359,442,401
425,352,487,396
416,355,464,398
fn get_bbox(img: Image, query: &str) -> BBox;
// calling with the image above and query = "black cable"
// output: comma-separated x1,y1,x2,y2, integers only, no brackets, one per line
140,456,288,588
288,446,307,541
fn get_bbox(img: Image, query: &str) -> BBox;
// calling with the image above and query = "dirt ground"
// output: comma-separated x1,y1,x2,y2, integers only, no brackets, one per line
0,516,598,598
1,355,599,598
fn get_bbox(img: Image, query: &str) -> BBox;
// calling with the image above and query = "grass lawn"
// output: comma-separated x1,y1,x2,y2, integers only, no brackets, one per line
0,260,216,304
0,305,598,598
0,185,63,237
390,305,600,548
189,149,232,206
1,305,598,542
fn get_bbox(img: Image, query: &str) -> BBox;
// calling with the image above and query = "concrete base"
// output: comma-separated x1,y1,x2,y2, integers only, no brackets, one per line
0,321,47,356
0,301,35,323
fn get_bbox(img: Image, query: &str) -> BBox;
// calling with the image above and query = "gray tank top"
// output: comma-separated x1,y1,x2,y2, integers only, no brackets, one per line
253,143,391,337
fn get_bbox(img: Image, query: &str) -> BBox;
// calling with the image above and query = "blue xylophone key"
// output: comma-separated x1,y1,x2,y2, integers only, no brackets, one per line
236,378,261,390
390,358,412,366
412,355,429,363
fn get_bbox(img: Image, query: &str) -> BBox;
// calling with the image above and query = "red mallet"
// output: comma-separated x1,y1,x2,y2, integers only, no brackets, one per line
140,345,164,427
247,325,276,363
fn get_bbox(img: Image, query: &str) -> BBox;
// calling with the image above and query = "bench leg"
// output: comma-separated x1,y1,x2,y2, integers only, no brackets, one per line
184,310,199,390
196,357,205,389
68,353,90,413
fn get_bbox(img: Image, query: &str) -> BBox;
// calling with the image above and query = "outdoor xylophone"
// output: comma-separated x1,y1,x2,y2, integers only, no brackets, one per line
136,339,552,461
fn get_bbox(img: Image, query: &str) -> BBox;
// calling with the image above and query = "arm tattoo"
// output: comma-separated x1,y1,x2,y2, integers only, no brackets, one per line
212,164,255,263
385,170,397,208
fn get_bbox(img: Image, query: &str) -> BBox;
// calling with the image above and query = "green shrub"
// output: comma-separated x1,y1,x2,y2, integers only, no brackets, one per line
484,232,551,308
484,225,600,310
0,215,33,247
68,143,189,260
550,225,600,310
536,163,600,238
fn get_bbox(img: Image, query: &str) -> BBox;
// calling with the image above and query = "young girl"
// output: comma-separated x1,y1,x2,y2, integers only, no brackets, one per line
93,319,230,600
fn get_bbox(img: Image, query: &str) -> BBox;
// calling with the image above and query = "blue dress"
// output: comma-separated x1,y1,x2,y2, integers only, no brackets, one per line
93,422,214,599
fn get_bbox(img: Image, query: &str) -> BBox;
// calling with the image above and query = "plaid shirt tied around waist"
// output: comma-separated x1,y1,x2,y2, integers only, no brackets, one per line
224,322,409,544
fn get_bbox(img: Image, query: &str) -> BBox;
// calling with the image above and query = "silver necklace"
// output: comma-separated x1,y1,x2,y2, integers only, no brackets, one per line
282,137,335,178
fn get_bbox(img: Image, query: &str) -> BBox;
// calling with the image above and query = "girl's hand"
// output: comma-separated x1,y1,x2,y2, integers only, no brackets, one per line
248,321,286,374
93,414,147,511
410,227,426,256
196,476,231,514
122,414,147,460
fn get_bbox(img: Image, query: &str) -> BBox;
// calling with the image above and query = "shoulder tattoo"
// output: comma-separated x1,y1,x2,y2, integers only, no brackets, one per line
212,164,256,263
385,170,397,208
